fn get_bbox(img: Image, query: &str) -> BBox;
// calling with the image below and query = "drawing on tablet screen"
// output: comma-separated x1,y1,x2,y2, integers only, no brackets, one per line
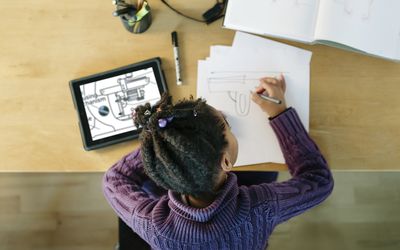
99,75,150,121
80,68,160,140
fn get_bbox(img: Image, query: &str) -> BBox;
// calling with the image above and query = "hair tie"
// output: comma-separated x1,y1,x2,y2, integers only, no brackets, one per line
158,116,174,128
144,110,152,116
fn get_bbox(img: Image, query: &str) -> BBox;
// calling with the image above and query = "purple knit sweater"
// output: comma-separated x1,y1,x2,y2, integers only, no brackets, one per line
103,108,334,249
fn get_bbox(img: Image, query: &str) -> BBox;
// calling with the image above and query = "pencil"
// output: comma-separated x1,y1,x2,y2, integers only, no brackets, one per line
137,0,144,10
257,93,282,104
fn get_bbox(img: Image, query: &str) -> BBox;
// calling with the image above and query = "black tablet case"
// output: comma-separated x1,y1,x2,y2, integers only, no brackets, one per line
70,57,167,150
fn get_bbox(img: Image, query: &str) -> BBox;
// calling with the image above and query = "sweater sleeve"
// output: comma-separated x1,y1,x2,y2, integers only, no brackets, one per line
102,148,167,227
250,108,334,225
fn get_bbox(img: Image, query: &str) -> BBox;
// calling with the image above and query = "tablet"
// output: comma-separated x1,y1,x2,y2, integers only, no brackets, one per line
70,57,168,150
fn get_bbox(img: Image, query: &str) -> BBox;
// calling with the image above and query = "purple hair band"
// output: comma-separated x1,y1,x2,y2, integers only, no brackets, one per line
158,116,174,128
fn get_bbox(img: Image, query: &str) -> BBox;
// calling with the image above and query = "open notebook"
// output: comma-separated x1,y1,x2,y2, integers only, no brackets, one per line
224,0,400,61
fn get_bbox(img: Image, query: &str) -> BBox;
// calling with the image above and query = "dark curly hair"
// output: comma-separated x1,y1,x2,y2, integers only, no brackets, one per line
134,94,228,198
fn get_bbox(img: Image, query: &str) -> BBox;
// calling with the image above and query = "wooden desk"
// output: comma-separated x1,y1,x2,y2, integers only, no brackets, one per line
1,1,399,172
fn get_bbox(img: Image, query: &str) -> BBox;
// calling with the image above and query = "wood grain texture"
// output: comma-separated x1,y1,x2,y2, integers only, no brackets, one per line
1,0,399,172
0,173,117,250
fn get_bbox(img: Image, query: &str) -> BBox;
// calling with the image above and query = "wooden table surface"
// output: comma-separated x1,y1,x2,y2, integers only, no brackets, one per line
1,0,399,172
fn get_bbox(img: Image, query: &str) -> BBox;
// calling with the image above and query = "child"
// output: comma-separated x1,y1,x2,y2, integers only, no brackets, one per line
103,75,334,249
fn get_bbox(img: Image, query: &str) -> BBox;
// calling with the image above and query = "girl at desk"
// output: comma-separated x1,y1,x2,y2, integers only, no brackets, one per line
103,75,334,250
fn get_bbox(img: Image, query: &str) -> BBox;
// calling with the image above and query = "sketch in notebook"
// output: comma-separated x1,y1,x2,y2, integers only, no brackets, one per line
270,0,314,6
207,71,285,116
333,0,374,20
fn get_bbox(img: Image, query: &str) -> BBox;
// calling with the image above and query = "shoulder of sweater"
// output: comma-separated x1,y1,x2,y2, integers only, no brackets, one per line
122,148,142,165
239,184,278,211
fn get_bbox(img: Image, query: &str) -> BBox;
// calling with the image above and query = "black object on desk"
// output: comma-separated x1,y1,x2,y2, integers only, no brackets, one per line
113,0,152,34
70,58,168,150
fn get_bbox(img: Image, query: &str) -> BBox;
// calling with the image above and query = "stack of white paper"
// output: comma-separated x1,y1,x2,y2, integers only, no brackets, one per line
197,32,312,166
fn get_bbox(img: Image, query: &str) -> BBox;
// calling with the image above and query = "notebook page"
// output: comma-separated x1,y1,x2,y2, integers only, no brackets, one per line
224,0,320,43
314,0,400,60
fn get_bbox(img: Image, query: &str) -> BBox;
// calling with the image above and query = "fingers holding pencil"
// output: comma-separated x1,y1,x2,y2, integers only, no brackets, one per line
251,74,287,117
260,74,286,92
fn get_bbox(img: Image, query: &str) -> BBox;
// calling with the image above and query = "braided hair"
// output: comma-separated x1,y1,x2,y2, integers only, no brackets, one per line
134,94,228,198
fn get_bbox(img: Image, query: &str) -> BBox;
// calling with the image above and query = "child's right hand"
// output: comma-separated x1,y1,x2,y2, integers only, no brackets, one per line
251,74,287,118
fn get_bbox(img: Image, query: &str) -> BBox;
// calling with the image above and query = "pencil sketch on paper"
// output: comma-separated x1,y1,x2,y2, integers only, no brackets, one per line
207,71,284,116
333,0,374,20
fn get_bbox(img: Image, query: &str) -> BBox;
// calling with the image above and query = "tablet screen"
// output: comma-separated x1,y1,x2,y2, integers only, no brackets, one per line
80,67,161,141
70,58,167,150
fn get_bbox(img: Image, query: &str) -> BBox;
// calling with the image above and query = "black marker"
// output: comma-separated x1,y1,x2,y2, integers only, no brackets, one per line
171,31,183,85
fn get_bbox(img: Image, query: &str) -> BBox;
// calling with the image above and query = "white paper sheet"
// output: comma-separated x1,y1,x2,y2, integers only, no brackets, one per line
232,32,313,65
197,32,311,166
210,46,231,58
